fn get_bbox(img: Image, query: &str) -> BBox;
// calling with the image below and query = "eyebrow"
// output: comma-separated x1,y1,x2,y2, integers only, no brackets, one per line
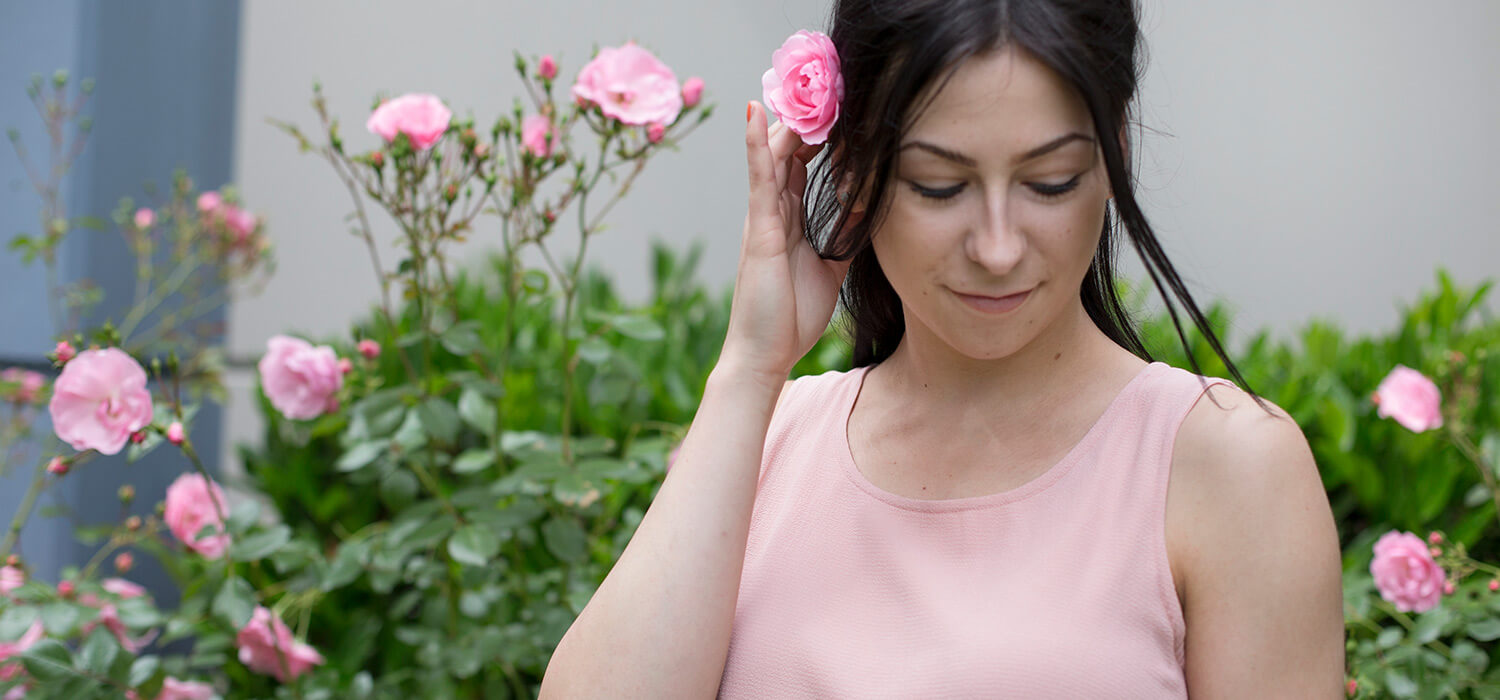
899,132,1096,167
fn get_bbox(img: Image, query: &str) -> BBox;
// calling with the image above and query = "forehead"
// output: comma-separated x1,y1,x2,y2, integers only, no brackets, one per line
905,46,1093,154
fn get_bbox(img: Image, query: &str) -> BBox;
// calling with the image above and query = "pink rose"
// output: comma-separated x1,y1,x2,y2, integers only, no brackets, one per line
79,580,158,654
0,620,44,682
1371,530,1446,613
196,191,222,214
571,42,683,126
53,340,75,364
538,55,558,80
222,205,258,244
521,114,552,158
1373,365,1443,432
1,368,45,404
681,76,704,107
134,208,155,229
366,93,452,151
156,677,215,700
48,347,154,455
0,566,22,595
761,30,844,145
357,339,381,360
101,578,146,598
236,606,325,682
258,335,343,420
164,473,231,559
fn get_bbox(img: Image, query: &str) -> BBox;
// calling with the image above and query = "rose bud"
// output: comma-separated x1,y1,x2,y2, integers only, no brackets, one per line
538,55,558,80
357,339,380,361
46,457,67,475
114,552,134,573
57,580,75,598
166,421,185,445
54,340,76,364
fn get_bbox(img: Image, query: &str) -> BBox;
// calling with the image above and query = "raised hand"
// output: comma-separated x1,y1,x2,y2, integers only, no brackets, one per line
720,101,853,385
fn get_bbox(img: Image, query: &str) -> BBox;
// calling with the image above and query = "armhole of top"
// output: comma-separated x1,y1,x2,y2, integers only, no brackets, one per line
1159,373,1241,668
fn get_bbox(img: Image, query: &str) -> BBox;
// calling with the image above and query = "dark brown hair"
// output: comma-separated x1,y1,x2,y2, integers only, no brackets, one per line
806,0,1265,408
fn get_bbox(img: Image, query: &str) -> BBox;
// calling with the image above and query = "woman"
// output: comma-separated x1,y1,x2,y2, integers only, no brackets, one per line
541,0,1345,697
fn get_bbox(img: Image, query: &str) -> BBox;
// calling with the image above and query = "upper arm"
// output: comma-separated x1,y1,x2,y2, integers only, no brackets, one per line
1170,384,1346,698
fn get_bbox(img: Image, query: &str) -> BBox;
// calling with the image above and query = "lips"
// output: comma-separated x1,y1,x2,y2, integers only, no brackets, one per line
951,287,1032,314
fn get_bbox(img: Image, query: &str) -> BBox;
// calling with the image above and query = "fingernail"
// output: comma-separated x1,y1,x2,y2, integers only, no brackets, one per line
746,101,753,123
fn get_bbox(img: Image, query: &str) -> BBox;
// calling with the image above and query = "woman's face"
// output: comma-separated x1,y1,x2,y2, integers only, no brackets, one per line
870,45,1111,362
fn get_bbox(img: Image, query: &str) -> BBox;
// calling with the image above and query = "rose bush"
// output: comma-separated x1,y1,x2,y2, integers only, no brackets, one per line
1,43,718,698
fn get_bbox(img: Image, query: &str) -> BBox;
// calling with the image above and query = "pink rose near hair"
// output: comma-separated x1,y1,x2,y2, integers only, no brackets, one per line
47,347,154,455
1372,364,1444,432
257,334,344,420
760,29,843,144
571,41,684,126
365,92,452,151
164,472,232,559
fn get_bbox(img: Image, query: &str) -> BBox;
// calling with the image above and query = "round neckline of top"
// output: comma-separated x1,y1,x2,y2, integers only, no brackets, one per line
838,360,1165,513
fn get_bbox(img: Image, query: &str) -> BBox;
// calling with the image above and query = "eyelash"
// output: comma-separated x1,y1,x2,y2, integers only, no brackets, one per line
909,175,1082,202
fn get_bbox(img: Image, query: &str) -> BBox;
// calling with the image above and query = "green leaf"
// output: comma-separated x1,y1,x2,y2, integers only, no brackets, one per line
114,597,162,628
231,524,291,561
78,626,119,675
322,540,370,591
0,607,38,639
1411,605,1452,644
451,449,495,474
609,314,665,342
576,336,612,364
226,498,261,536
393,409,428,450
1468,617,1500,642
448,525,501,567
20,638,73,682
40,602,80,635
440,321,485,355
338,441,386,472
457,389,496,437
1376,626,1403,649
541,515,589,563
1384,668,1418,698
521,268,549,294
128,655,160,686
416,398,461,444
212,576,256,628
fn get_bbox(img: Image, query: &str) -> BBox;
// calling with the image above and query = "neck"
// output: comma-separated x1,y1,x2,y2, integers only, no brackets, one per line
876,296,1133,421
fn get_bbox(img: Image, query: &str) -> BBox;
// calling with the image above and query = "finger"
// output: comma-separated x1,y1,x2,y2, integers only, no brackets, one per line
768,124,803,193
744,101,784,239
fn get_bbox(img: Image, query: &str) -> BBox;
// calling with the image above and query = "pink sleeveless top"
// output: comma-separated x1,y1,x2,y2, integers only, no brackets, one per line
717,361,1235,699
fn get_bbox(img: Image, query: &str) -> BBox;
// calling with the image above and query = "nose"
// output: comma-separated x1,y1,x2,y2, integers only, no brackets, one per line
964,187,1025,275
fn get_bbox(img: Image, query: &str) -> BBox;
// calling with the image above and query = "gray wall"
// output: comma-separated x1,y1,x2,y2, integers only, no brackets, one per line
224,1,1500,471
1,0,240,585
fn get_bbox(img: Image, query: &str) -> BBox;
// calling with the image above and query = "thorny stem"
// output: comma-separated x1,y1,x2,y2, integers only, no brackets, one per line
0,456,52,563
1448,429,1500,529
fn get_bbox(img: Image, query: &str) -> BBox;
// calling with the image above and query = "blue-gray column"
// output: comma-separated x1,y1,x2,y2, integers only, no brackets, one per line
0,0,241,595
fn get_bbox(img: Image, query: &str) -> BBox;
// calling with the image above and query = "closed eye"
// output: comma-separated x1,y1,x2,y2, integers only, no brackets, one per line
907,175,1084,202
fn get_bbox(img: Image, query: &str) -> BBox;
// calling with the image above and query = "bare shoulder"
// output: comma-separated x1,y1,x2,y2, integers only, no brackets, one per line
1169,380,1321,556
1166,380,1346,695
